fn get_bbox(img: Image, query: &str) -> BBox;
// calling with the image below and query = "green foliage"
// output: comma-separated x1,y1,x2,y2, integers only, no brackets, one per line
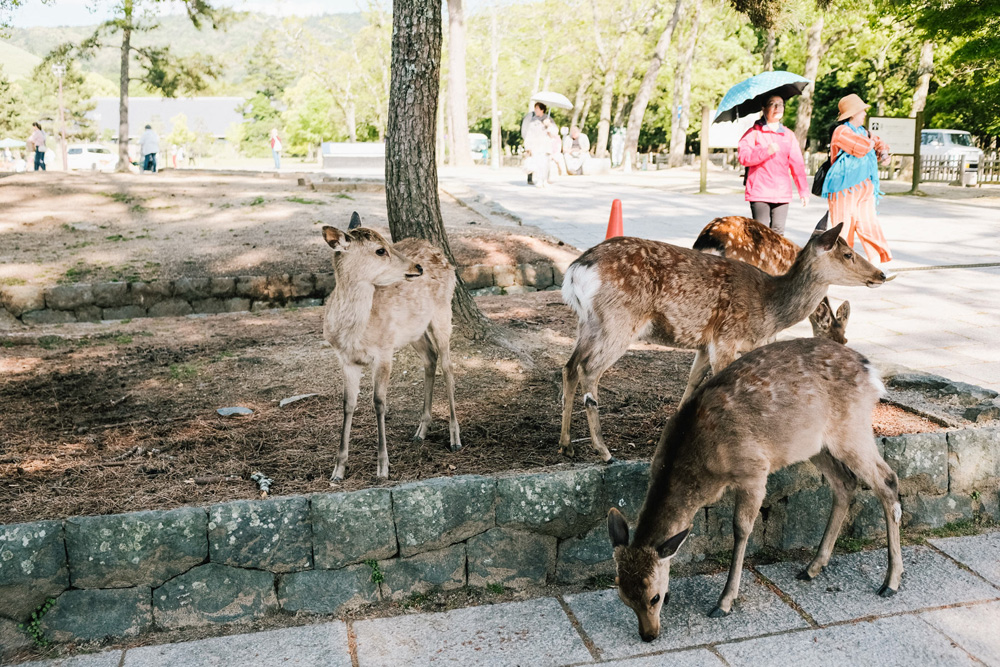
18,597,56,648
486,583,505,595
0,63,26,136
168,363,199,380
240,92,281,156
165,112,197,147
835,535,875,553
364,559,385,584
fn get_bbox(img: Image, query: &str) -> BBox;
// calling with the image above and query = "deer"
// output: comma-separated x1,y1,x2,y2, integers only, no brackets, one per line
694,216,851,343
608,337,903,642
321,212,461,481
559,224,887,462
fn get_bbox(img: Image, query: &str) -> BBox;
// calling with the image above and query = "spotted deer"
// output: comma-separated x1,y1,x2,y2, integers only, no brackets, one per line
608,337,903,641
559,224,886,462
322,213,461,481
694,216,851,343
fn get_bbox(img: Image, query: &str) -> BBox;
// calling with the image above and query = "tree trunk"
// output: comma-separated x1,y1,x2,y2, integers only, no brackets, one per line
116,0,132,172
668,0,701,167
387,0,490,338
794,16,823,150
622,0,684,169
595,62,617,158
761,28,775,71
911,40,934,117
580,97,593,130
346,101,357,142
447,0,473,167
490,3,501,169
570,72,592,129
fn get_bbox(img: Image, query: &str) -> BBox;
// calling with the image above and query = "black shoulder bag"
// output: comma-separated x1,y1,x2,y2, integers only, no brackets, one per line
811,156,832,197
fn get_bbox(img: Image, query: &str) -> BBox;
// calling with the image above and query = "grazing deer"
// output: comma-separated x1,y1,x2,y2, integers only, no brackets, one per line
559,224,886,462
609,337,903,642
322,212,461,481
694,216,851,343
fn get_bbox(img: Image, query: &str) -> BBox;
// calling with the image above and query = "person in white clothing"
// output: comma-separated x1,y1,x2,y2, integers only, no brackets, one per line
140,125,160,173
270,128,282,170
28,122,47,171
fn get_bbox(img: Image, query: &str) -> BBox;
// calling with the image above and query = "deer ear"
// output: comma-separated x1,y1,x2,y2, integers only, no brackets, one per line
608,508,630,548
816,223,844,251
810,297,833,327
656,528,690,560
323,226,351,252
836,300,851,323
348,212,363,230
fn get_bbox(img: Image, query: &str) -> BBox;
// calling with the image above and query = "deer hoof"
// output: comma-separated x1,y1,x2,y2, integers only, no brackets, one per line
708,606,730,618
558,446,575,458
411,434,424,443
449,442,462,453
796,569,815,582
877,584,897,598
603,456,619,466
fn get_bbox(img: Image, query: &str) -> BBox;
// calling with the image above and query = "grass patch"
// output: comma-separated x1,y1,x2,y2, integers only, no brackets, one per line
0,277,26,286
486,583,505,595
60,223,79,232
105,234,126,242
835,535,876,553
99,191,143,205
62,265,94,283
286,196,325,205
927,514,997,539
334,193,354,200
19,597,56,648
247,196,266,207
37,335,66,350
590,574,615,588
168,363,200,381
365,559,385,584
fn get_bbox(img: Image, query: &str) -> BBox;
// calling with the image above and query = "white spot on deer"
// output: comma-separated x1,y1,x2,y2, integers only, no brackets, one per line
893,502,902,524
864,363,887,397
562,263,602,320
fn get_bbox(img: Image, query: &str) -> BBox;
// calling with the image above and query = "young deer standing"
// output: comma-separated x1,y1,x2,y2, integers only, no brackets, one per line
694,215,851,343
322,213,461,481
559,224,886,462
608,337,903,642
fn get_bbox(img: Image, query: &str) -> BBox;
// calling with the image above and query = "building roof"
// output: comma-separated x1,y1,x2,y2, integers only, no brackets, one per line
89,97,245,139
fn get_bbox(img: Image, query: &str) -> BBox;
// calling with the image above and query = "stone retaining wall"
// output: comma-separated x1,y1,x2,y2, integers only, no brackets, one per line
1,428,997,650
0,261,567,328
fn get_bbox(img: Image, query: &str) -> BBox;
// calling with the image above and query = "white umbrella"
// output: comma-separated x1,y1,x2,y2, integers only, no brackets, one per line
0,138,26,149
530,91,573,110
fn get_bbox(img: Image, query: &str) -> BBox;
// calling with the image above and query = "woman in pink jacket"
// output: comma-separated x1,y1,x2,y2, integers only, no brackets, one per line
737,95,809,235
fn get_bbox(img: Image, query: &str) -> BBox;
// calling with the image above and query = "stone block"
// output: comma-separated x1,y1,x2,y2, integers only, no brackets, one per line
888,372,951,393
0,521,68,621
902,493,974,530
153,564,277,629
555,524,615,584
929,532,1000,588
551,262,571,287
21,309,76,325
314,272,336,295
103,305,147,320
0,284,45,316
764,460,823,505
65,507,208,589
208,496,312,572
277,565,378,615
392,475,496,557
458,264,494,290
147,299,193,318
496,468,605,539
467,527,557,589
0,307,21,329
75,305,102,322
221,297,252,313
767,486,832,551
948,428,1000,493
46,284,93,311
312,489,396,569
209,277,236,297
882,432,949,495
295,298,324,308
503,285,537,295
705,500,764,556
939,381,998,407
492,265,518,287
603,460,650,523
266,274,295,301
92,282,129,308
847,490,887,539
0,616,32,660
378,544,466,601
173,277,211,300
236,276,268,298
964,402,1000,423
190,298,228,314
469,286,503,297
129,281,172,307
42,588,151,643
520,262,554,289
292,273,314,297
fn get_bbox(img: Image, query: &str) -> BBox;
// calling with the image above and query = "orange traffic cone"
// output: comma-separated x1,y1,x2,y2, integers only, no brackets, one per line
606,199,623,239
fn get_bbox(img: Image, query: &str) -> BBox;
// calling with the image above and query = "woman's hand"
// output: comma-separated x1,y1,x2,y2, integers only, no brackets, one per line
767,142,779,155
801,197,809,207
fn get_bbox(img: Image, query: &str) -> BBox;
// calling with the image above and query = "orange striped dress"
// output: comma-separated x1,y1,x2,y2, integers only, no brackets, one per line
827,125,891,263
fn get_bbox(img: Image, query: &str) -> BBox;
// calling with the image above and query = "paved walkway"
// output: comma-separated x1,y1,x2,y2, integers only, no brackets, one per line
441,166,1000,391
18,532,1000,666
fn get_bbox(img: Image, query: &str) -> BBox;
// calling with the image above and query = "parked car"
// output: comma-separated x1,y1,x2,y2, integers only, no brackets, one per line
66,144,119,172
469,133,490,163
921,129,983,171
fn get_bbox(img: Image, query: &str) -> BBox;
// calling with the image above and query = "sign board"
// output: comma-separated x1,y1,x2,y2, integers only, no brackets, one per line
708,112,757,149
868,116,916,155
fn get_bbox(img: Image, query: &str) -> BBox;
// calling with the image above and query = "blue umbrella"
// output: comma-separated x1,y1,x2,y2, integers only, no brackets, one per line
713,71,812,124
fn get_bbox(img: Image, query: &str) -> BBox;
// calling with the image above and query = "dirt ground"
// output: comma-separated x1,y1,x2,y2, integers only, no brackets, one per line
0,290,942,524
0,171,578,288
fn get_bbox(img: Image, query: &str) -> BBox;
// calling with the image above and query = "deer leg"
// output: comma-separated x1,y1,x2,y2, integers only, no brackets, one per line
577,331,633,463
800,450,859,581
711,483,766,617
680,348,712,404
435,329,462,452
332,363,363,482
373,357,393,479
410,335,437,443
558,344,585,457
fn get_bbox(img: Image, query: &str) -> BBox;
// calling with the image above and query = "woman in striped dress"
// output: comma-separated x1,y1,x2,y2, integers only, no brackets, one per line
822,94,891,263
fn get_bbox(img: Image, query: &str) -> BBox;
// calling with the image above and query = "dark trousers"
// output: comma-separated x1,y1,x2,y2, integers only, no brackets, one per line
749,201,789,235
143,153,157,173
33,149,46,171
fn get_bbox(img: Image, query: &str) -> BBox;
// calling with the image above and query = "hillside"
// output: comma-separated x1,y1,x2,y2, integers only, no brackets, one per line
0,38,40,79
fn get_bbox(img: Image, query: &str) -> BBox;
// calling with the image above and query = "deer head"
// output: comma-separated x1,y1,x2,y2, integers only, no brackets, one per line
807,224,888,289
608,508,690,642
323,215,423,287
809,298,851,344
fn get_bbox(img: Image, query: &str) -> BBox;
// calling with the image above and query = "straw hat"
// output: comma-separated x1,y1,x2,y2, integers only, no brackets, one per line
837,94,870,121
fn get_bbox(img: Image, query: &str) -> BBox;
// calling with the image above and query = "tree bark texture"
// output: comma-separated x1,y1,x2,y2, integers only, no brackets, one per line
595,63,617,157
570,72,592,129
668,0,702,167
793,16,823,150
387,0,490,337
622,0,684,169
910,40,934,117
761,28,775,71
446,0,473,167
116,0,132,172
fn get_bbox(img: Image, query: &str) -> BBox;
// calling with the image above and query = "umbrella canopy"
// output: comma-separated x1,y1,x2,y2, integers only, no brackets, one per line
713,71,811,124
0,138,27,149
530,91,573,110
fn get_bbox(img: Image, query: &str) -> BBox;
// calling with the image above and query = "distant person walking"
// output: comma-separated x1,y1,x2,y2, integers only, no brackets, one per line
737,95,808,235
520,102,551,186
270,128,282,170
27,122,47,171
140,124,160,173
562,125,590,175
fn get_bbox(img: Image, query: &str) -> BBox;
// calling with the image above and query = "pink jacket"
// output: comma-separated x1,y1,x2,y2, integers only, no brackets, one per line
738,121,808,203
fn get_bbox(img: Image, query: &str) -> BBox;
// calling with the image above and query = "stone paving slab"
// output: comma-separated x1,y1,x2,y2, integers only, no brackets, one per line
591,648,725,667
353,597,591,667
716,614,974,667
757,546,1000,625
921,601,1000,667
15,656,119,667
122,623,351,666
930,532,1000,588
564,572,808,661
